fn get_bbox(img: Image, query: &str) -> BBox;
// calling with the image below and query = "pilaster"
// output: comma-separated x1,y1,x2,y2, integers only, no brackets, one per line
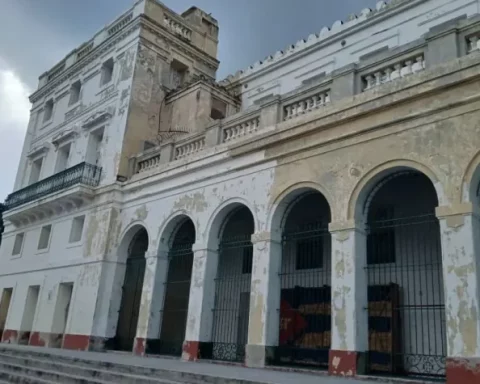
436,203,480,383
182,243,219,361
328,221,368,377
245,231,282,368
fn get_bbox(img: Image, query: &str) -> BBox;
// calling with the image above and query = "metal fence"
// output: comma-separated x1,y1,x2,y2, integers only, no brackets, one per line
366,213,446,378
211,234,253,362
273,222,331,368
157,230,194,356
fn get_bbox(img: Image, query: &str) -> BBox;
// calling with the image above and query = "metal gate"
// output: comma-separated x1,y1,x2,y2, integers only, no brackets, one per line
366,213,446,378
274,221,331,368
157,221,195,356
211,234,253,362
115,253,146,351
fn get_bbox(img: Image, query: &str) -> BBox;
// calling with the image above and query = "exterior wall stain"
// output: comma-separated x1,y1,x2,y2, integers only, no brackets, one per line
173,192,208,213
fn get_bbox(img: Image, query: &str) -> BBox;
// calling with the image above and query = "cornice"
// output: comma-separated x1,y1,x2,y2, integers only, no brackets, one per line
140,16,219,70
30,17,142,103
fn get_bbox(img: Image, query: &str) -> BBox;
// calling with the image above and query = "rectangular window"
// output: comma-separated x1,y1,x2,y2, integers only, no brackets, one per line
170,59,188,88
242,245,253,274
86,127,104,166
37,225,52,250
12,233,25,256
100,58,114,86
43,99,54,122
29,157,43,185
68,81,81,106
69,216,85,243
296,237,323,270
367,206,396,265
210,96,227,120
55,143,71,173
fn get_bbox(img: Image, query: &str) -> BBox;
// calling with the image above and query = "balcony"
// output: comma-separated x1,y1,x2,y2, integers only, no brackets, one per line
4,163,101,226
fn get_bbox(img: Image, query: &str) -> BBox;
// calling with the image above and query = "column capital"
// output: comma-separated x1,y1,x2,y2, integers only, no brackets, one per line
329,220,366,234
435,202,479,218
250,231,281,244
192,242,217,253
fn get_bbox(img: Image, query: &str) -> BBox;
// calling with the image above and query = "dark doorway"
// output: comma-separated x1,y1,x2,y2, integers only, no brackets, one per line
157,219,195,356
115,228,148,351
365,171,445,379
273,192,332,369
210,206,254,362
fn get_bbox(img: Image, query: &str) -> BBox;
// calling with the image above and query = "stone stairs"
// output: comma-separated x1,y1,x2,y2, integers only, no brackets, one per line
0,347,194,384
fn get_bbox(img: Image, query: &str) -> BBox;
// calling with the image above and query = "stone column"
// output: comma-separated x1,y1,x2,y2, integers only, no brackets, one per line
436,204,480,384
328,221,368,377
182,243,219,361
133,248,169,355
245,231,282,368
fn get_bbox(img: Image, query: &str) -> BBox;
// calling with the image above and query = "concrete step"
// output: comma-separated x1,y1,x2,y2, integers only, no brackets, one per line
0,367,58,384
0,360,111,384
0,347,216,384
0,352,182,384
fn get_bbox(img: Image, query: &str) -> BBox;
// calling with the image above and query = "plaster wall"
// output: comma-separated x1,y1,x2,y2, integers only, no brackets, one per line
236,0,479,108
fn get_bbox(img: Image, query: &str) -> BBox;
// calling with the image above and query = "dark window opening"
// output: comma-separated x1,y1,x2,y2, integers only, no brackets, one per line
296,236,323,270
367,206,396,264
242,245,253,274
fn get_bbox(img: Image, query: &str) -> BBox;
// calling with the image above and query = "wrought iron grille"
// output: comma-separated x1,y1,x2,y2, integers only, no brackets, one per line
211,234,253,362
156,233,194,356
272,222,331,368
115,253,146,351
5,162,102,210
366,213,446,379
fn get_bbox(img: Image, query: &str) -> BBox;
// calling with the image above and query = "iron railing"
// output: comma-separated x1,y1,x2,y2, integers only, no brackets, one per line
272,222,332,369
154,220,195,356
210,234,253,362
4,162,102,210
366,214,446,378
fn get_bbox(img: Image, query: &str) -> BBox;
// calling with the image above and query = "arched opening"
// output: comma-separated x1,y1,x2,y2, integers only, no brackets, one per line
364,171,445,378
274,192,332,369
157,218,195,356
211,205,254,362
115,227,148,351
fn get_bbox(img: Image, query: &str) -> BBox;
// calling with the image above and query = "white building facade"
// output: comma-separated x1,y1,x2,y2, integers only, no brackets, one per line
1,0,480,383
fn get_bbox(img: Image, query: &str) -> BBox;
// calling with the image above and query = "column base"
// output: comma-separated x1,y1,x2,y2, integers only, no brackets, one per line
182,341,213,361
446,357,480,384
245,345,276,368
328,350,366,377
28,332,103,351
134,337,146,356
29,332,63,348
1,329,19,344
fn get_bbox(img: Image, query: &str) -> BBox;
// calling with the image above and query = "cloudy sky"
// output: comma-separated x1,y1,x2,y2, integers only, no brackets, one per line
0,0,375,201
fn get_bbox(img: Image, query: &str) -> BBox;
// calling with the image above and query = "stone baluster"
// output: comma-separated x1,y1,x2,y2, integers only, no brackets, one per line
384,67,393,83
390,64,402,80
412,56,424,73
469,36,479,52
400,60,413,77
365,75,374,90
374,72,382,87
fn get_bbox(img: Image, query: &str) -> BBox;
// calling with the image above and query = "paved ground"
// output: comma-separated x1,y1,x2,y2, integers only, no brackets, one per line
0,343,435,384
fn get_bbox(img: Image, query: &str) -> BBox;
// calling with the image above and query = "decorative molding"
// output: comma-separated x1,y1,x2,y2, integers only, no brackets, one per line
30,18,142,103
51,127,79,148
27,142,51,159
82,106,115,129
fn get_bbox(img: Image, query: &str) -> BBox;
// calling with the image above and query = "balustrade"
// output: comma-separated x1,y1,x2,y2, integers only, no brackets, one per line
362,55,425,91
283,90,331,121
137,154,161,174
175,137,205,160
223,117,261,143
164,15,192,40
5,162,102,210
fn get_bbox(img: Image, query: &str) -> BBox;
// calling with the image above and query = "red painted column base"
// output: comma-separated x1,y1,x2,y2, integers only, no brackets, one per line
446,357,480,384
182,341,201,361
134,337,146,356
28,332,92,351
329,350,366,377
1,329,18,344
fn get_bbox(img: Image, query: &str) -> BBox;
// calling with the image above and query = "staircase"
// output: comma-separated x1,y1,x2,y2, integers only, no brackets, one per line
0,346,223,384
